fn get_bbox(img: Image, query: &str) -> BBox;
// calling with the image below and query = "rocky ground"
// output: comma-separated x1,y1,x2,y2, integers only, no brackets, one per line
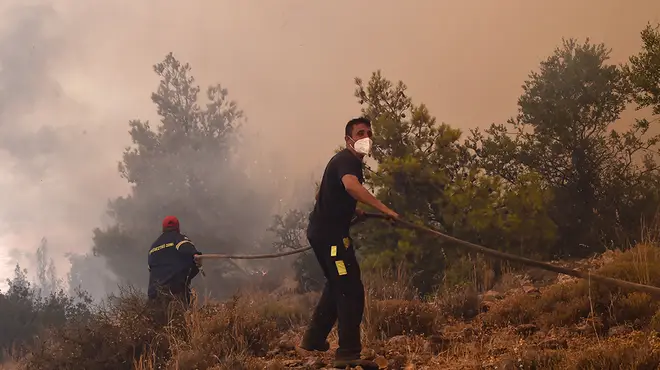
253,248,660,369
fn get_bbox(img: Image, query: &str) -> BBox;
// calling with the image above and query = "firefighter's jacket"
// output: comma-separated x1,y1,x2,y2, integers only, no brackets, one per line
147,230,201,299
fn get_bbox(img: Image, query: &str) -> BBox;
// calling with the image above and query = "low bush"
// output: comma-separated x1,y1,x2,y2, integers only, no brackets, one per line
483,244,660,330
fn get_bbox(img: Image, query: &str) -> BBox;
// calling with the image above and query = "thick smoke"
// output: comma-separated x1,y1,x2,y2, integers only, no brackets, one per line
0,1,131,291
0,1,311,295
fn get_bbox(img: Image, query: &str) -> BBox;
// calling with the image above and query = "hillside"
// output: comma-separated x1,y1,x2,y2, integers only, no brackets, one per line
4,243,660,370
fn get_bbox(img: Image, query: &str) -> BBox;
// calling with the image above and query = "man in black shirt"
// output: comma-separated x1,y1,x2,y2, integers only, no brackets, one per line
300,117,399,368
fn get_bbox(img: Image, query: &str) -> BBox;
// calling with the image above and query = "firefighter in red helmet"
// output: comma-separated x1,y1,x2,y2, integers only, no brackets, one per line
147,216,203,308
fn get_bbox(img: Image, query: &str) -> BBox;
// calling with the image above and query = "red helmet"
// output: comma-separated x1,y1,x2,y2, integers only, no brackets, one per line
162,215,180,232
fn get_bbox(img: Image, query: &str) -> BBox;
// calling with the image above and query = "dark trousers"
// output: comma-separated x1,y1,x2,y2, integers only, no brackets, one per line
147,284,191,327
302,233,365,359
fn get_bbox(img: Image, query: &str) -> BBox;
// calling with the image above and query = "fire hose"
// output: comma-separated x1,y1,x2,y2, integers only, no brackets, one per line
197,212,660,298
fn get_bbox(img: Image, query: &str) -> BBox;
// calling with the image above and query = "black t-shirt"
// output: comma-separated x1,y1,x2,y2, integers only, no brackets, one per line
308,148,364,238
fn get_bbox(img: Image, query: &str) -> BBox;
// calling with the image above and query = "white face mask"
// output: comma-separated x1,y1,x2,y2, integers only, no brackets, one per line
352,137,373,155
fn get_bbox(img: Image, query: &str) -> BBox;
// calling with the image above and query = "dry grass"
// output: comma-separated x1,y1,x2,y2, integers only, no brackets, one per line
9,243,660,369
482,243,660,331
567,332,660,369
366,299,439,339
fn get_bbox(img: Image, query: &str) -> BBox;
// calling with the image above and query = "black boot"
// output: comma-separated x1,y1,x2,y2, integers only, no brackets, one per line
299,340,330,352
299,334,330,352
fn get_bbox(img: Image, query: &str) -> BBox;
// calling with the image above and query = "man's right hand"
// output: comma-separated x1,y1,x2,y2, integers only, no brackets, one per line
383,208,399,222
